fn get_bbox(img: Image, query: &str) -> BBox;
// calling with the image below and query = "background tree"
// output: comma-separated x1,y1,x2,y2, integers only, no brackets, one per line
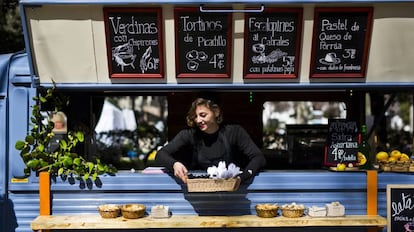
0,0,24,54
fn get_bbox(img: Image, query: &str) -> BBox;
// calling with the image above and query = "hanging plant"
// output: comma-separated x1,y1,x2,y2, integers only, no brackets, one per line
15,83,117,181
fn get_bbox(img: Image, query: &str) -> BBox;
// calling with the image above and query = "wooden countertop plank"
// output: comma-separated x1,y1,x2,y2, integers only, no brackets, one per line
31,215,387,230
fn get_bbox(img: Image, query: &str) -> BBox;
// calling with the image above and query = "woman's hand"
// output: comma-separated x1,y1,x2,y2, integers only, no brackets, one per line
173,162,188,183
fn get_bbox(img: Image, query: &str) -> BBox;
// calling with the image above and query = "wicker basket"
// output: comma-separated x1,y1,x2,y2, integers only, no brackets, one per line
379,161,411,172
98,204,120,218
281,208,305,218
187,178,240,192
255,204,279,218
121,204,146,219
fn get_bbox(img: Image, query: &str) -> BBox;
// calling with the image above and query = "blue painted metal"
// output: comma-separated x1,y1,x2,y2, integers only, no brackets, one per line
33,82,414,91
0,53,12,198
0,52,34,232
0,53,11,232
7,171,372,231
18,0,414,4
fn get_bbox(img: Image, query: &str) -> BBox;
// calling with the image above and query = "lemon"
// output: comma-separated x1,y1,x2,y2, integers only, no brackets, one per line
400,153,410,161
388,156,397,162
390,150,402,159
376,151,389,162
358,152,367,165
337,163,346,171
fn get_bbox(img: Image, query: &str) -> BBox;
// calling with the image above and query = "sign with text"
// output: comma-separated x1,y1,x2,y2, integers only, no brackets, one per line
175,8,232,78
310,7,373,78
104,8,164,78
387,185,414,232
244,8,303,79
324,119,358,166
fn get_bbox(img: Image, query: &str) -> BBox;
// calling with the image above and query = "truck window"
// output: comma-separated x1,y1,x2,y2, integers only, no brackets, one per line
263,101,347,151
93,96,168,170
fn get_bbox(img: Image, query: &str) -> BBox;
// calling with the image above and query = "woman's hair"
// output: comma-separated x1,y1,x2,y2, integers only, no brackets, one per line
186,97,223,127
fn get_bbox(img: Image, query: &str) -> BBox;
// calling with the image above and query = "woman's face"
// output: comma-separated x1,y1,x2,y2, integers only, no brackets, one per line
195,104,219,134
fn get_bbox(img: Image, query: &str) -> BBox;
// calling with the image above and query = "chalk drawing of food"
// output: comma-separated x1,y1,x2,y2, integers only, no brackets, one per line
251,43,287,64
185,50,209,71
140,46,152,73
112,43,137,72
187,61,199,71
319,52,341,66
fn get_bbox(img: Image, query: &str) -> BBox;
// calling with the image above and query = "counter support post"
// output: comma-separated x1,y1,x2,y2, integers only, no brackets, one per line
366,170,377,216
39,172,51,232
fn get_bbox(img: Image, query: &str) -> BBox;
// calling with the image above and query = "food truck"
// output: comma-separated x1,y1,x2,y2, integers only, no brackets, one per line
1,0,414,231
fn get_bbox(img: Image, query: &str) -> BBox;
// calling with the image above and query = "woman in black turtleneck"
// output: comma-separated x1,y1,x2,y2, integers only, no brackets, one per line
155,97,266,183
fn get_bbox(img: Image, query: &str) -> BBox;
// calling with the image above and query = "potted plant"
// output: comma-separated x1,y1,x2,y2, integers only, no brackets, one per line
14,84,117,182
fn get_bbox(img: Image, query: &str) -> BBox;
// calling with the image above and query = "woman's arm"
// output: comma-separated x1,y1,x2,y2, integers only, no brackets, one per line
230,125,266,181
155,129,193,182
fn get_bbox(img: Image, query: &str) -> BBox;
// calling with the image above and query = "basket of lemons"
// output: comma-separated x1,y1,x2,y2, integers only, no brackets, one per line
377,150,412,172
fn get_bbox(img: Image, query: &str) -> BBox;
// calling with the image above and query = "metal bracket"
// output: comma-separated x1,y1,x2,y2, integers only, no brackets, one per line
199,4,265,13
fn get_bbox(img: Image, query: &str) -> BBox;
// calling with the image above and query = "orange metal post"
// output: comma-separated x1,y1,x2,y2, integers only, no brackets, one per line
367,170,379,232
39,172,50,216
366,170,378,215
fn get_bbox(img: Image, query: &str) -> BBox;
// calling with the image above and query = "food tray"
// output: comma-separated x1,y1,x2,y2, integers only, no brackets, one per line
187,178,240,192
379,161,412,172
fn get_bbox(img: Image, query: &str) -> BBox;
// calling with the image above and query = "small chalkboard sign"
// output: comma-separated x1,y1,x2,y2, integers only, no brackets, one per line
174,8,232,78
244,8,302,79
324,119,358,166
310,7,373,78
387,184,414,232
103,8,164,78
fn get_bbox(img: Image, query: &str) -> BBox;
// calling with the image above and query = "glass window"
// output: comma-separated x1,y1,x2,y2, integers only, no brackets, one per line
263,101,347,150
93,96,168,170
367,92,413,156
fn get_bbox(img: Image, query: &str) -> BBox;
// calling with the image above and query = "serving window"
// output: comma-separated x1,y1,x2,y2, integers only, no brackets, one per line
39,90,413,171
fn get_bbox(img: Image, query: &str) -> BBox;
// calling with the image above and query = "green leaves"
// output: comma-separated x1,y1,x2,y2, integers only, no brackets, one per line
15,84,117,184
15,140,26,150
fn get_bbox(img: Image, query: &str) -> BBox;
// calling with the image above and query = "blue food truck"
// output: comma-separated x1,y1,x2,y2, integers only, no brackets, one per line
2,0,414,231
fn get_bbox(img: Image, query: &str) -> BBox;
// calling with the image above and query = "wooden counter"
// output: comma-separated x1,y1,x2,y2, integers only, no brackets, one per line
31,214,387,231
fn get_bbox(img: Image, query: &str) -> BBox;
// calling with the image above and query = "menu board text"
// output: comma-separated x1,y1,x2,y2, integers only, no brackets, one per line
310,7,373,78
244,8,302,79
325,119,358,166
103,8,164,78
175,8,232,78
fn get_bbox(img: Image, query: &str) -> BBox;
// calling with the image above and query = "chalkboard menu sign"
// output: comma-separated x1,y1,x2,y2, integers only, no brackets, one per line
387,185,414,232
244,8,303,79
310,7,373,78
175,8,232,78
103,8,164,78
324,119,358,166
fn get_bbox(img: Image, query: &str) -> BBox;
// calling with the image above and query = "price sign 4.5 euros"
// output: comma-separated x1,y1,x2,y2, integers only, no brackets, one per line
103,8,164,79
244,8,303,79
175,8,232,78
310,7,373,79
324,119,358,166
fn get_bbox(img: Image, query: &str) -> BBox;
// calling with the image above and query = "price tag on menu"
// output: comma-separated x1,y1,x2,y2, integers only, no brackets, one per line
324,119,358,166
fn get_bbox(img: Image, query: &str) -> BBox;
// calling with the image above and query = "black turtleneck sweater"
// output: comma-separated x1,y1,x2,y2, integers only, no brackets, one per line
155,124,266,182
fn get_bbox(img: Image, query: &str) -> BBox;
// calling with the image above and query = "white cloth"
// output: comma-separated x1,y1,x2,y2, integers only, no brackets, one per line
95,100,126,133
122,108,137,131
